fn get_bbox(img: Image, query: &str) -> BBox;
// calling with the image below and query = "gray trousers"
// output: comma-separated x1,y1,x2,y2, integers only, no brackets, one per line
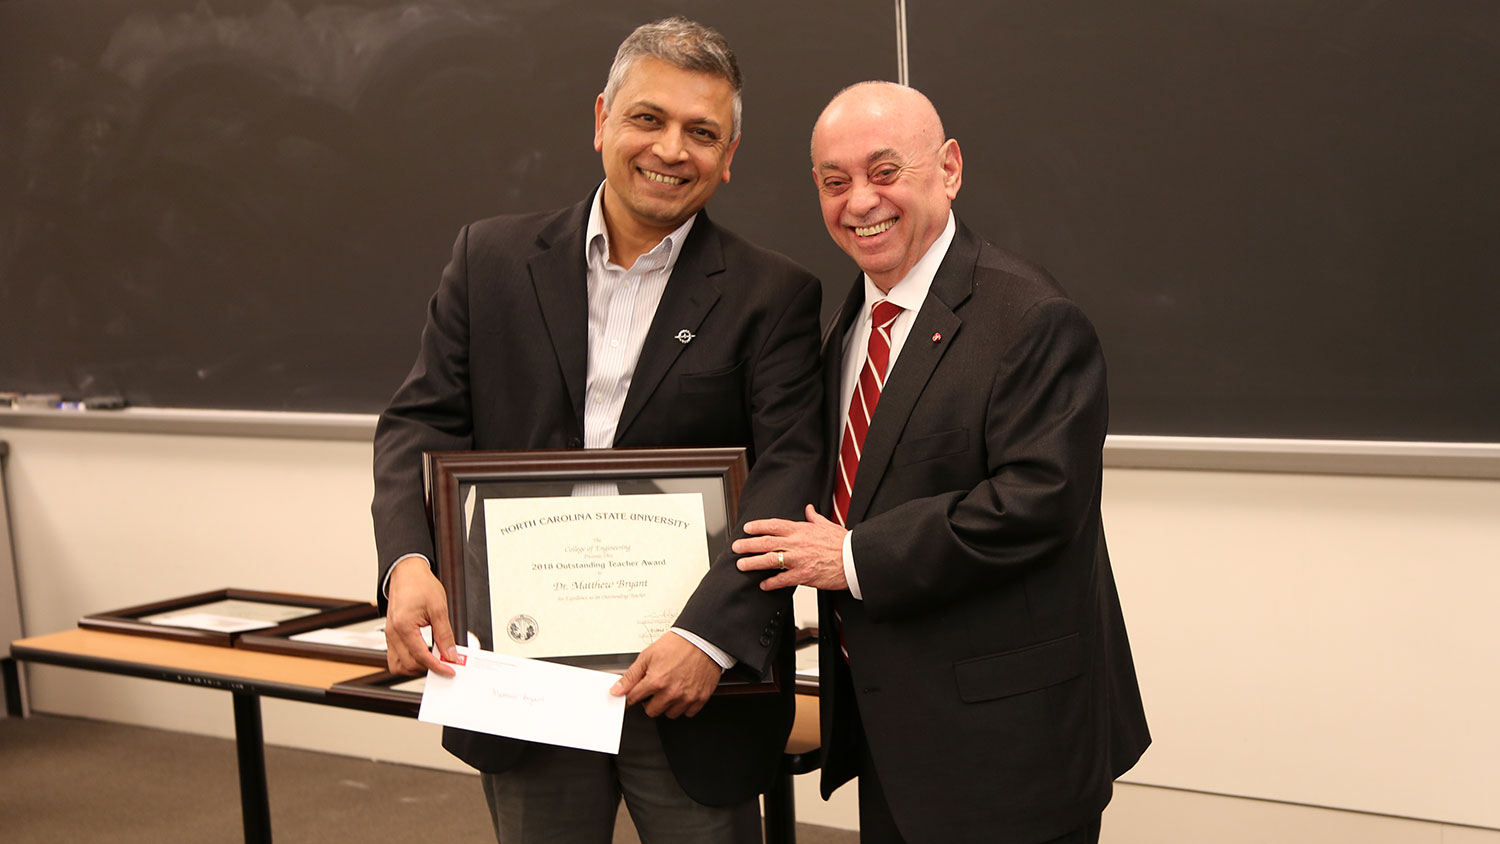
481,707,761,844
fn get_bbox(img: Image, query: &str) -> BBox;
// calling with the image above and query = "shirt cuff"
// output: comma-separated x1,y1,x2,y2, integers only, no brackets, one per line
670,627,736,670
843,529,863,600
382,553,431,600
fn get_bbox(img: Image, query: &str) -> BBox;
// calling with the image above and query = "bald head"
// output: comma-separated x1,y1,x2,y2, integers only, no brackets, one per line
811,81,946,161
810,82,962,291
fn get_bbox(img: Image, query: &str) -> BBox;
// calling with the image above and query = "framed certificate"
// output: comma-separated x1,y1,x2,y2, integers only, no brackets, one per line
425,447,770,690
78,588,366,647
236,602,394,666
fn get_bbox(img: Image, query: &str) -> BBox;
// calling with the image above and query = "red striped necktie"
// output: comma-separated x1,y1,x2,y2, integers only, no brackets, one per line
833,299,904,526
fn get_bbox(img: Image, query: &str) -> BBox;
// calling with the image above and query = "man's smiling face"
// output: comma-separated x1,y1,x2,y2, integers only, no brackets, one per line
811,84,961,292
594,57,739,241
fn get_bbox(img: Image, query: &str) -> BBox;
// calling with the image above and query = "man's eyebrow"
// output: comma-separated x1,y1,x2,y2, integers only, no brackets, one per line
627,98,664,113
816,146,909,171
628,99,723,130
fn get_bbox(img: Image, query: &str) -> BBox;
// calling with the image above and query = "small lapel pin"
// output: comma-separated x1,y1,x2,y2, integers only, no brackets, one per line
931,332,943,343
674,329,695,344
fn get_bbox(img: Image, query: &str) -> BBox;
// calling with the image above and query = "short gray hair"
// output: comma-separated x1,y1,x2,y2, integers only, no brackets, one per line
602,17,743,141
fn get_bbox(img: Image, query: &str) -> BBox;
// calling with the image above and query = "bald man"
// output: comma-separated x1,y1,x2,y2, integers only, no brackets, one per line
734,83,1150,843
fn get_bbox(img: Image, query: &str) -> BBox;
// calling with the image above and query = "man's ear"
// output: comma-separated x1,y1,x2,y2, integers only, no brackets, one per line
721,133,742,184
593,94,608,153
940,138,963,199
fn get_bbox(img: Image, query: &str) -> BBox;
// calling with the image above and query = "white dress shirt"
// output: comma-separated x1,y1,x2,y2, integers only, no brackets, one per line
838,211,957,599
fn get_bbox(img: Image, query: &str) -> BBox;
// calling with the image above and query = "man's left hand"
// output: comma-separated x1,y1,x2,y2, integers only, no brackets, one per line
610,631,722,718
734,504,849,591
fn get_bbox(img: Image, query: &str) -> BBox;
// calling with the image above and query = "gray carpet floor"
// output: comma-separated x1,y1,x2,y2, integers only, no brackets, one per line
0,714,855,844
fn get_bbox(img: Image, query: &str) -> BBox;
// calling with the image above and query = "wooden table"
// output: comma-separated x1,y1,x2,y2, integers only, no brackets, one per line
12,629,381,842
10,628,822,844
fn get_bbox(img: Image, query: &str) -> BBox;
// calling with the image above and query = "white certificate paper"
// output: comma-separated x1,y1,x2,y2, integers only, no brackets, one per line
484,493,710,658
142,613,276,633
417,646,625,754
289,619,432,651
139,599,319,633
795,643,820,683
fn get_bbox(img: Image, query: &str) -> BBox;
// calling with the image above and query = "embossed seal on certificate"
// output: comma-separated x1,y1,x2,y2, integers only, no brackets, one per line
507,614,539,643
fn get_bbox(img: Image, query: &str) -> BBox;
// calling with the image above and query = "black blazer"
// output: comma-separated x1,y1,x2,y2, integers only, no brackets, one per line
372,192,825,806
816,219,1150,842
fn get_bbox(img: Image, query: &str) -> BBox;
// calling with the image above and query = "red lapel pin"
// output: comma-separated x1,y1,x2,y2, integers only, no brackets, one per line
931,332,942,343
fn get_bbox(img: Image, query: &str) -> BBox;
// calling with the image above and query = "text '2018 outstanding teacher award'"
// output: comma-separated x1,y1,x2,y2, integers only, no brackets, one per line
483,493,710,660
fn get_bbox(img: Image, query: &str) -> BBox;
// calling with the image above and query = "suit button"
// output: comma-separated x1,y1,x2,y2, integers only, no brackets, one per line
759,634,773,646
566,437,582,448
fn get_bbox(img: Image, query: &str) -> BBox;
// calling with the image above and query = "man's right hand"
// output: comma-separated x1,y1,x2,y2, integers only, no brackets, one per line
384,557,459,677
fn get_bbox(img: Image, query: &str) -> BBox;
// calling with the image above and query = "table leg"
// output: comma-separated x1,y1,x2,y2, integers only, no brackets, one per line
2,657,24,717
231,692,272,844
764,761,797,844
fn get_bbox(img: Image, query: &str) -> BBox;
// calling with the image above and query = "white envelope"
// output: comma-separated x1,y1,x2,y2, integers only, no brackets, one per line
417,646,626,755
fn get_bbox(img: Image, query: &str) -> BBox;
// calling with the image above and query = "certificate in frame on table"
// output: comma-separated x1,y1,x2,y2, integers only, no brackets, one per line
236,602,391,666
78,588,365,647
424,447,773,693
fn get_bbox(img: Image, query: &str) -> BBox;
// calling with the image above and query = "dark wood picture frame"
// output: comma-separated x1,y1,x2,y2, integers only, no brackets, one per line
327,670,426,716
78,588,365,647
236,602,389,666
423,447,776,693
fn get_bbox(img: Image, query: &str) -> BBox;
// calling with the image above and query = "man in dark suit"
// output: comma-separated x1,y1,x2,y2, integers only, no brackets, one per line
372,18,823,844
734,82,1150,843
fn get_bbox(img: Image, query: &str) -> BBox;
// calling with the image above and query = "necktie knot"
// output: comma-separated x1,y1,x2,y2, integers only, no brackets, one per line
871,300,903,331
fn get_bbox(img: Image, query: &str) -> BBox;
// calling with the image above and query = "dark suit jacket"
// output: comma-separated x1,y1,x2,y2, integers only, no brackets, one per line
372,192,825,806
817,219,1150,843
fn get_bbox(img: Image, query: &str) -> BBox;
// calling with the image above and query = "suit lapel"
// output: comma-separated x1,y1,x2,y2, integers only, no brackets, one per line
844,221,981,525
613,212,724,443
527,198,594,429
821,277,865,506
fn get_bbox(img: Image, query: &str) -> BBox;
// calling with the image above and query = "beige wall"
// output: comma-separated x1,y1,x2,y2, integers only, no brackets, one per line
1106,468,1500,828
3,420,1497,838
1,442,25,718
1103,784,1500,844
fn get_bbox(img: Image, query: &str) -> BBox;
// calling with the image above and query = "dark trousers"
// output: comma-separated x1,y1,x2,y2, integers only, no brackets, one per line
853,701,1102,844
480,706,760,844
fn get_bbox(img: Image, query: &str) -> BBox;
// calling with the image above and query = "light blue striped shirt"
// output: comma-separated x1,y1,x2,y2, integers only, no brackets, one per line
582,187,734,670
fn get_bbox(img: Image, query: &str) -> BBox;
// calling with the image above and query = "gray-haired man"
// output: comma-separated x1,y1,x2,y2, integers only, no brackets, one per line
372,17,824,844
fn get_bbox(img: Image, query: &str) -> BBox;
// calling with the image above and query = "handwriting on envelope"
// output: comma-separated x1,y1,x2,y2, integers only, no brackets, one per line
417,646,625,754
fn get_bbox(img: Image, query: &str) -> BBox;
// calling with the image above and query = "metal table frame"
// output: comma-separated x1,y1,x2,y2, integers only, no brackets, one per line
10,628,822,843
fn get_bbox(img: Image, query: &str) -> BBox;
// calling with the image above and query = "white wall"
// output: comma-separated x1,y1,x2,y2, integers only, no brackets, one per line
3,419,1498,838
